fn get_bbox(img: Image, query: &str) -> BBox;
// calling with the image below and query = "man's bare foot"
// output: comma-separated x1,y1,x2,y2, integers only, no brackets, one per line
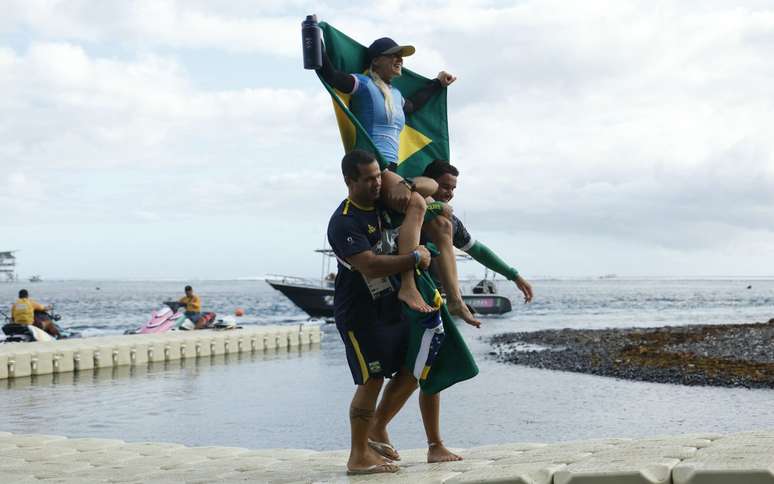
399,286,433,312
447,300,480,327
427,442,463,463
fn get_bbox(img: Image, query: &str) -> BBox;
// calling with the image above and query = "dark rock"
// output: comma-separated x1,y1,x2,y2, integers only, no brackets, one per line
488,321,774,389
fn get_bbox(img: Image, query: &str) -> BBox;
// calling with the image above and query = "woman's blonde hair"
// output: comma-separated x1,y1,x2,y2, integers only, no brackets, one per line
367,59,395,122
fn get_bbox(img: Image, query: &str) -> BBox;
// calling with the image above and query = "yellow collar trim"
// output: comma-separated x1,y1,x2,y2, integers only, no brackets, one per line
346,198,375,211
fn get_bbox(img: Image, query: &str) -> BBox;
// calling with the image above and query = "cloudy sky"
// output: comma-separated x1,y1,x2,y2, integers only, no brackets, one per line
2,0,774,279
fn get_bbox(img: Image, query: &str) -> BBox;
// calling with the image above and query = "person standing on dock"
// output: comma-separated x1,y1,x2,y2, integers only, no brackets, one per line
327,149,433,475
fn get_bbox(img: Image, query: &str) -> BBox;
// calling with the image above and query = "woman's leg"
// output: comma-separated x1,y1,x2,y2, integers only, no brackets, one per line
418,392,463,463
424,216,480,327
381,170,432,313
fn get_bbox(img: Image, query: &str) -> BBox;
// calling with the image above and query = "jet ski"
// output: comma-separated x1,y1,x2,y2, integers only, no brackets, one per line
178,311,217,331
127,301,187,334
1,308,81,343
127,302,217,334
212,315,239,330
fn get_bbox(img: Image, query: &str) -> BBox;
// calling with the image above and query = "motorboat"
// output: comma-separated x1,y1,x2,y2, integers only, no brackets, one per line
266,249,336,319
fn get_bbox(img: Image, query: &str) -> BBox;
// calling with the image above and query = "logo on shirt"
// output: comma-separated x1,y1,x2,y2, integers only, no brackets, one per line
367,224,376,234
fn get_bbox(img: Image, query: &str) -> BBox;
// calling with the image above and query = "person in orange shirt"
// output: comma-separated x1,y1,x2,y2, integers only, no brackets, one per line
179,285,206,329
11,289,60,337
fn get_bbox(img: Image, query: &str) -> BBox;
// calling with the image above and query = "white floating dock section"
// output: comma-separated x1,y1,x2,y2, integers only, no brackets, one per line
0,324,322,380
1,431,773,483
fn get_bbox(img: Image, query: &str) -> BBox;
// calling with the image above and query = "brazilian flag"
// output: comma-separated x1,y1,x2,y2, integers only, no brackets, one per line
407,270,479,395
317,22,450,179
317,23,478,394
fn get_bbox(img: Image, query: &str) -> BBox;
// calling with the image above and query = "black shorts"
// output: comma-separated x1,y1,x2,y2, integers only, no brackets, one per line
337,315,409,385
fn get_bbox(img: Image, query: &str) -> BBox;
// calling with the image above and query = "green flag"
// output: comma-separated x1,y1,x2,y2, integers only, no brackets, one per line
406,270,479,395
317,22,451,179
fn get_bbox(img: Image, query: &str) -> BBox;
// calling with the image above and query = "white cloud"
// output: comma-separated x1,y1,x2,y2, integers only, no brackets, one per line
0,39,343,233
0,171,50,224
3,1,774,276
3,0,299,56
0,41,334,169
429,1,774,251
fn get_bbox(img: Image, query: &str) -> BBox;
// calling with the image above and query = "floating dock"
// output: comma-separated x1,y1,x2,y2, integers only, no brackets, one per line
0,431,772,483
0,324,321,380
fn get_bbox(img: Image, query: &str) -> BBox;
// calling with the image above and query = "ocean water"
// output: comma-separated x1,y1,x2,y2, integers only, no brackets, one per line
1,278,773,450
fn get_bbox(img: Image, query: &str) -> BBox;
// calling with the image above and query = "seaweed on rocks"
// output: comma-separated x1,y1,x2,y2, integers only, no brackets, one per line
489,320,774,388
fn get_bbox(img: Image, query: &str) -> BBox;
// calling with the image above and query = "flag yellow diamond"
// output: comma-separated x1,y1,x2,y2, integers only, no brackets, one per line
398,124,432,164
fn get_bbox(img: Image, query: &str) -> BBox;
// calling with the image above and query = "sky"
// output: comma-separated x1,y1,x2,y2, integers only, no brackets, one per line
1,0,774,280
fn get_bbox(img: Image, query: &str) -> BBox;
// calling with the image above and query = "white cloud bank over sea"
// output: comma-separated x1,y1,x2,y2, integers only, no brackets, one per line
2,0,774,279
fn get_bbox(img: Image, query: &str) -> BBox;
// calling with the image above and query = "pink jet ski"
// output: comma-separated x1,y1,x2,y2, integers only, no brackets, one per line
129,302,187,334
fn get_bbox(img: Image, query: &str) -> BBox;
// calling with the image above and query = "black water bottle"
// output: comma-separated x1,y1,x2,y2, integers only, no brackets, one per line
301,14,322,70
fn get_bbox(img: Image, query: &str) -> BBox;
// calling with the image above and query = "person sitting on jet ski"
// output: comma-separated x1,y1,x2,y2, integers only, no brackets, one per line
179,285,207,329
10,289,61,338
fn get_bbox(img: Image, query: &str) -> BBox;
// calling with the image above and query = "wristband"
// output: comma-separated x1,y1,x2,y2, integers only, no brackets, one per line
400,179,416,192
411,250,421,267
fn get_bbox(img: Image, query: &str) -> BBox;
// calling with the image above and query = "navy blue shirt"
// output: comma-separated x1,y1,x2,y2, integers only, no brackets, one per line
327,199,402,329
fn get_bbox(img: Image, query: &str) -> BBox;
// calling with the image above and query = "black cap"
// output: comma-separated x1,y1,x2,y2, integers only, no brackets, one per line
367,37,415,62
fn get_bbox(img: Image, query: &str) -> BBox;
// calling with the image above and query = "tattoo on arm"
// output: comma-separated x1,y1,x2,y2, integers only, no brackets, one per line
349,406,374,423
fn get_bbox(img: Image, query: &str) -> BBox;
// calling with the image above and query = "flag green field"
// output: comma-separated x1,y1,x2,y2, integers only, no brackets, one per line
406,270,479,394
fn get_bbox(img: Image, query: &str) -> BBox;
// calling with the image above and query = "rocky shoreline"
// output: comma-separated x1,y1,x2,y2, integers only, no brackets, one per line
489,320,774,388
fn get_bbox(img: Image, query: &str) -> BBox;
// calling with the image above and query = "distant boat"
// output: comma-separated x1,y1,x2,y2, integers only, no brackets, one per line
266,249,337,319
267,275,336,319
460,262,512,315
598,274,618,280
463,278,512,315
29,275,42,283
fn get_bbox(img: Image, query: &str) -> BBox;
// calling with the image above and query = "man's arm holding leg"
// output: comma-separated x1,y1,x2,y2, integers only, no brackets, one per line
347,246,431,280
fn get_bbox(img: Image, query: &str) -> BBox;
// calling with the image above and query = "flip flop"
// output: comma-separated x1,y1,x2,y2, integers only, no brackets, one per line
368,439,401,461
346,462,400,475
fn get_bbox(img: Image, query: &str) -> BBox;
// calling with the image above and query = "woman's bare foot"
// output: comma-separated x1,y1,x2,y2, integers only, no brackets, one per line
427,442,463,463
447,299,480,327
398,286,433,312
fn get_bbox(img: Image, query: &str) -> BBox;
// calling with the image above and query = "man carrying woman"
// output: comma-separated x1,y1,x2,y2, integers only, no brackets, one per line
318,36,479,328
